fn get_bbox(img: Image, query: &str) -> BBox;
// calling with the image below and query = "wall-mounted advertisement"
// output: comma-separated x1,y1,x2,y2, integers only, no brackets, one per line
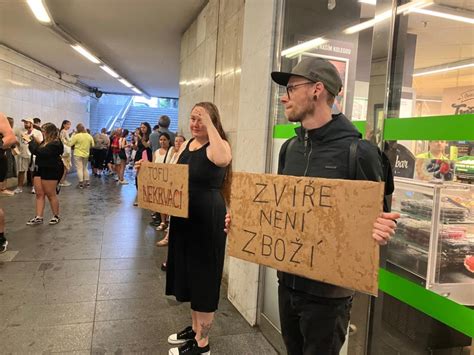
441,86,474,115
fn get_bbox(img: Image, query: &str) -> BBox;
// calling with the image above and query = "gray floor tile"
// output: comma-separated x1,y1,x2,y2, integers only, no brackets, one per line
0,322,93,353
100,246,159,259
95,297,185,322
0,260,42,273
17,283,98,305
98,268,162,284
97,281,164,300
29,270,99,288
0,250,19,262
99,257,161,271
5,302,96,327
92,317,182,350
212,332,278,355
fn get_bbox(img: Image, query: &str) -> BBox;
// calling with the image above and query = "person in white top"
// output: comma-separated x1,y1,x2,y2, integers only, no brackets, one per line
153,132,173,165
168,134,186,165
13,118,43,194
156,134,186,253
59,120,72,187
153,132,173,232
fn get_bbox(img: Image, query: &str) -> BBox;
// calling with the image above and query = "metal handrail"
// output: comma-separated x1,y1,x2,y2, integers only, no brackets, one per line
105,96,133,131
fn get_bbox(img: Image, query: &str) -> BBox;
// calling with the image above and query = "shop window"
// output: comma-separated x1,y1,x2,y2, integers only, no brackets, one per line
386,0,473,184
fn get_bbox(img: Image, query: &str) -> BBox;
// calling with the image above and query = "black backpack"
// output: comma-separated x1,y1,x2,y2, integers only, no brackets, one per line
349,139,394,212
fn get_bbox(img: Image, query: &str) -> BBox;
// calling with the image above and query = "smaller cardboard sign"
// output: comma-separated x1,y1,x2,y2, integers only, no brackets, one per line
227,172,385,295
137,162,189,218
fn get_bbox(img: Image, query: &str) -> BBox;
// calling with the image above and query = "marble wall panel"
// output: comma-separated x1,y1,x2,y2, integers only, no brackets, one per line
227,0,278,326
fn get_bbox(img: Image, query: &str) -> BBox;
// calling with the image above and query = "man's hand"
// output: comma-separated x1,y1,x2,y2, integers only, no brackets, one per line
373,212,400,245
224,212,231,234
21,132,32,144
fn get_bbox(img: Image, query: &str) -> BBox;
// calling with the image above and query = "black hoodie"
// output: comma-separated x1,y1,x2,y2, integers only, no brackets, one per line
277,113,383,298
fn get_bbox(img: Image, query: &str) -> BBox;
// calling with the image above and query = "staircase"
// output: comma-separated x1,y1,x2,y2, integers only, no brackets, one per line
121,106,179,133
89,95,131,133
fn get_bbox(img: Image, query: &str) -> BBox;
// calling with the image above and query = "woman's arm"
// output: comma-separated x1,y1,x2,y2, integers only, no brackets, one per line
141,138,151,148
197,108,232,167
0,113,17,148
66,134,77,147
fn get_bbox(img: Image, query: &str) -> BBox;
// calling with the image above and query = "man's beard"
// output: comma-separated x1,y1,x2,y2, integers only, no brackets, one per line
286,99,315,123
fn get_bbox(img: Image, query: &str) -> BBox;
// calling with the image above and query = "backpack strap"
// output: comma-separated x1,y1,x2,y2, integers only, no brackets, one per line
279,136,297,173
348,139,360,180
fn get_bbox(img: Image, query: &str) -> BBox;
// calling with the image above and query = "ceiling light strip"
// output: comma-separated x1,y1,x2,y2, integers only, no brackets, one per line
100,65,119,78
281,37,327,58
119,78,133,88
71,44,101,64
409,8,474,24
26,0,51,23
413,62,474,77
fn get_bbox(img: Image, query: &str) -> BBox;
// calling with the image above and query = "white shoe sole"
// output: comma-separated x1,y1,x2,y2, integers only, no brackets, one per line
167,335,188,345
168,347,209,355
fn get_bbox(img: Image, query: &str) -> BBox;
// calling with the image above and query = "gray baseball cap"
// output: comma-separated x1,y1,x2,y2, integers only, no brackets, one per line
271,57,342,96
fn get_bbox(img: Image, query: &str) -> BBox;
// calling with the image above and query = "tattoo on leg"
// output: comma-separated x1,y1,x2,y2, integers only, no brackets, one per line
199,321,212,340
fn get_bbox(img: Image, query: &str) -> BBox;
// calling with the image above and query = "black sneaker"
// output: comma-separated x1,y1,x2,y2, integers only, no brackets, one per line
0,240,8,254
169,339,210,355
168,326,196,345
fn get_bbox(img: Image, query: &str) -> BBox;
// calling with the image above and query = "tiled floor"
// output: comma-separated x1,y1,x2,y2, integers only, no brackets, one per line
0,171,278,354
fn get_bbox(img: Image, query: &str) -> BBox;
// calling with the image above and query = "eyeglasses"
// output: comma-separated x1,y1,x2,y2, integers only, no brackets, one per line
285,81,315,99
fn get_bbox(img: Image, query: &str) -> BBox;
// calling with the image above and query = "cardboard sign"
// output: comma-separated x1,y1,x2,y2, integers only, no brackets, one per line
227,172,385,295
137,162,189,218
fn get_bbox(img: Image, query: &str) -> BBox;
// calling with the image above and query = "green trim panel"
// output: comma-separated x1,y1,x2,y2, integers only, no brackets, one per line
378,268,474,338
273,114,474,140
384,114,474,140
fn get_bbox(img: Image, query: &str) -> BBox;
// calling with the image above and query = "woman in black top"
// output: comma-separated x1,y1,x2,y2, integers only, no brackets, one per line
22,123,64,226
133,122,152,163
166,102,232,355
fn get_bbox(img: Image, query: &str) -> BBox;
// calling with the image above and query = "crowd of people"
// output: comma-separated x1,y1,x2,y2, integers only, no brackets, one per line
0,58,400,355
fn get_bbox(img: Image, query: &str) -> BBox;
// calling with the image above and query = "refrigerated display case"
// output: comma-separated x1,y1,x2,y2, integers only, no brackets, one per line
456,156,474,183
387,177,474,306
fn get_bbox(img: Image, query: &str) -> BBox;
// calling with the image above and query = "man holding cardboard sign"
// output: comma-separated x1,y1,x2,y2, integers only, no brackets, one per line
263,57,398,354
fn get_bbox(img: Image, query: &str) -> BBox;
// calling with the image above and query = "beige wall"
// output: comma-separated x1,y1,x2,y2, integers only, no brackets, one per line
0,45,91,130
178,0,244,152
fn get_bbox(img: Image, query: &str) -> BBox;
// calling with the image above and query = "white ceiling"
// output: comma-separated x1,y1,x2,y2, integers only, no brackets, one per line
0,0,207,97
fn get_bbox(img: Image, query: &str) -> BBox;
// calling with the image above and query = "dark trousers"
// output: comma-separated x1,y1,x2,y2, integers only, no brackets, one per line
278,284,352,355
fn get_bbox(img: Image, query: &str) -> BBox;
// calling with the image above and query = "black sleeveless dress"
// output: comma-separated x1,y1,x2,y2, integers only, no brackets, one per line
165,139,227,312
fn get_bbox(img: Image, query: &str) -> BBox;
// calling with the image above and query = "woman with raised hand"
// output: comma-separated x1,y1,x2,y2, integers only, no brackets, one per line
166,102,231,355
23,123,64,226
